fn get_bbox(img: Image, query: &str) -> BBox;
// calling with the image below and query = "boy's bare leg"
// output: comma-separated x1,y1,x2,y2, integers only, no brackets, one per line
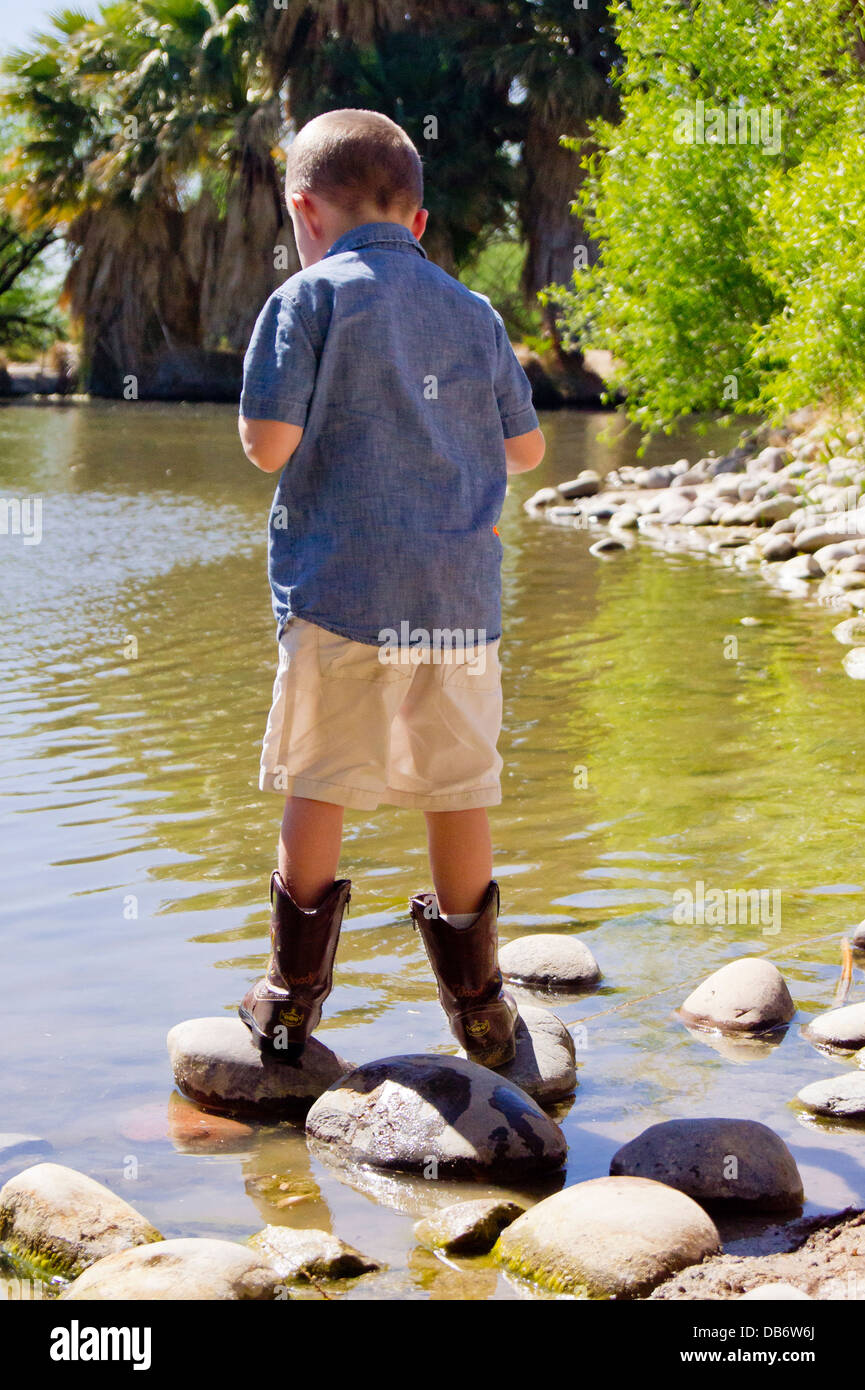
278,796,344,907
423,808,493,917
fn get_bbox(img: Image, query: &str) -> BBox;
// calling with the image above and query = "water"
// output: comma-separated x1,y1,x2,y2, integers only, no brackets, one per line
1,401,864,1299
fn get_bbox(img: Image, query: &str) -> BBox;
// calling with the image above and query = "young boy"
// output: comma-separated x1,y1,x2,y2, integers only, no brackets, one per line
237,109,545,1069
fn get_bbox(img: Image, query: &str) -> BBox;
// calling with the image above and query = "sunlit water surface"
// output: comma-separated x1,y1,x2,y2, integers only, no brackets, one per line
1,401,863,1299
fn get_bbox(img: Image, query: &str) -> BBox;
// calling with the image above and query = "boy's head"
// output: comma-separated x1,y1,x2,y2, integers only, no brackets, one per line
284,109,427,266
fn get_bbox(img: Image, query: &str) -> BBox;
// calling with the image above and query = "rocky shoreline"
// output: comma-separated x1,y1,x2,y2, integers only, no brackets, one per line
525,409,865,664
3,926,865,1301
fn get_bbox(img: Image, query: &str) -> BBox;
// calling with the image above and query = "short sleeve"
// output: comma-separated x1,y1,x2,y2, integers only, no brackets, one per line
239,291,318,425
492,310,539,439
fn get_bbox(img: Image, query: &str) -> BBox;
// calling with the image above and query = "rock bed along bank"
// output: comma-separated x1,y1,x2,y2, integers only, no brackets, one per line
525,410,865,671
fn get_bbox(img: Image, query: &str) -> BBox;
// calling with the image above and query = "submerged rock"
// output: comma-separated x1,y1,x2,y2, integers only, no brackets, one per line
796,1071,865,1118
589,535,625,556
305,1054,566,1180
678,958,795,1035
803,1000,865,1052
495,1175,720,1298
0,1164,161,1278
167,1017,351,1118
414,1198,524,1254
609,1118,803,1211
63,1238,281,1301
249,1225,380,1281
499,934,601,992
462,1005,577,1107
0,1135,52,1166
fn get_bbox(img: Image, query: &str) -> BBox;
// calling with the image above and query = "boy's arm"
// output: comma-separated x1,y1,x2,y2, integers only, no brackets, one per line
239,290,318,473
239,418,304,473
505,427,545,474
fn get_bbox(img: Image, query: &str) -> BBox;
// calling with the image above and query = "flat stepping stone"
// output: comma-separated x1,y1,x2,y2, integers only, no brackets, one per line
460,1005,576,1107
678,958,794,1035
803,1000,865,1053
0,1163,161,1279
414,1198,524,1254
248,1226,380,1281
305,1053,566,1180
167,1017,351,1118
796,1071,865,1118
609,1118,803,1212
495,1175,720,1298
62,1238,282,1300
499,934,601,992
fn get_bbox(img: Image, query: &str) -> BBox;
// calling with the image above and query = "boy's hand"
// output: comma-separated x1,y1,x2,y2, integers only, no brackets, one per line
239,417,304,473
504,427,545,475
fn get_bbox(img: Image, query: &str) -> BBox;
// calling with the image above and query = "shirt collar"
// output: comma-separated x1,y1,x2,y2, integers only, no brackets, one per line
324,221,428,260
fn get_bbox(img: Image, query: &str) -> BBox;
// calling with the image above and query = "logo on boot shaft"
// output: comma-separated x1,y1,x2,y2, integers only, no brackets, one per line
278,1005,306,1028
465,1019,491,1038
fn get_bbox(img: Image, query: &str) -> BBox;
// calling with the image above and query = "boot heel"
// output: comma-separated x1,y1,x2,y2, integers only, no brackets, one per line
238,1002,308,1064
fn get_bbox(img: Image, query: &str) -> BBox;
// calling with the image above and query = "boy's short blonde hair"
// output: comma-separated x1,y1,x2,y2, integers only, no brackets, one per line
285,108,423,217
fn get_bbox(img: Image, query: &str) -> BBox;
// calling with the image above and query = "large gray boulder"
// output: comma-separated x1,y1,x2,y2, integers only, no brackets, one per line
62,1238,282,1300
679,958,794,1035
495,1176,721,1297
803,1001,865,1052
459,1005,577,1107
167,1016,351,1117
499,934,601,992
0,1164,161,1278
305,1054,566,1180
414,1198,524,1254
796,1072,865,1119
248,1226,380,1281
609,1118,803,1211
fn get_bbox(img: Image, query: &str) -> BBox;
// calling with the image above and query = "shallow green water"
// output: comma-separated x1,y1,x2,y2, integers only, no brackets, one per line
1,401,864,1299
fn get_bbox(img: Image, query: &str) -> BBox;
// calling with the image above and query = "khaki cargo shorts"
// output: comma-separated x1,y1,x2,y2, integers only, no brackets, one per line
260,618,503,811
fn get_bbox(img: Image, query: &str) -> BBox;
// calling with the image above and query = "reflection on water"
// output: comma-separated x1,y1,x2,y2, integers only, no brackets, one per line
1,401,864,1299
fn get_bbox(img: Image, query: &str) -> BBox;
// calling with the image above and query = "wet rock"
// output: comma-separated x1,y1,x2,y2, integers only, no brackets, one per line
249,1225,380,1280
609,1118,803,1212
495,1176,720,1298
63,1238,281,1301
524,486,562,511
680,505,714,526
851,918,865,950
813,541,862,573
751,496,799,525
499,934,601,992
738,1282,812,1301
558,472,601,499
803,1000,865,1052
760,535,797,562
0,1135,52,1166
796,1071,865,1118
610,505,640,530
167,1017,351,1118
842,647,865,680
832,617,865,645
678,958,795,1035
414,1198,524,1254
0,1164,161,1278
589,536,625,556
586,498,619,522
305,1054,567,1180
468,1005,577,1107
836,553,865,573
794,522,858,553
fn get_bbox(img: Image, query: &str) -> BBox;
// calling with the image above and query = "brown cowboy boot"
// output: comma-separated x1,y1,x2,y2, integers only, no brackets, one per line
410,880,517,1068
239,872,351,1062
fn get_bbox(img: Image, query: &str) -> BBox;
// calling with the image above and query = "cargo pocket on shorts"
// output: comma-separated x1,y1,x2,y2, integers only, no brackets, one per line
315,625,406,682
442,640,502,690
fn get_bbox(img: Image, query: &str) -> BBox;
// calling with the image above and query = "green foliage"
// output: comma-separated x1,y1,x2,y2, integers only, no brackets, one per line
460,231,542,340
556,0,865,435
0,119,66,354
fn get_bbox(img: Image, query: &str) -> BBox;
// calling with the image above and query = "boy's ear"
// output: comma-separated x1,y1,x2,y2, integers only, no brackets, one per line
289,190,322,240
411,207,429,241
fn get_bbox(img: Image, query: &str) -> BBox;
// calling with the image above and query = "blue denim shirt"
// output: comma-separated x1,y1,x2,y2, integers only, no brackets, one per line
240,222,538,645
